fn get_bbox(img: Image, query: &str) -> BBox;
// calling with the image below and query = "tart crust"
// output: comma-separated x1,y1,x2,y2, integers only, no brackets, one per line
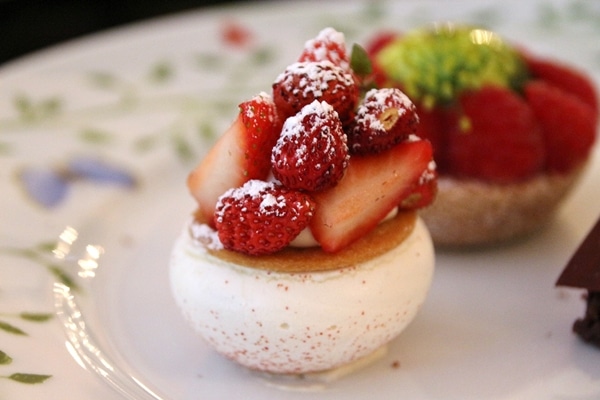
421,165,586,247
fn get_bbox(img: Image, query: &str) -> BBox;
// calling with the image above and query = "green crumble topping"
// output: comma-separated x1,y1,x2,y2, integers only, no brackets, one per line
376,24,528,108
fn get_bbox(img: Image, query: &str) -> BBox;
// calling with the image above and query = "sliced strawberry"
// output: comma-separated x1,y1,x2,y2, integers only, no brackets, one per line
309,139,434,253
298,27,350,70
349,87,419,154
525,80,597,173
446,85,545,183
524,54,598,116
239,93,284,178
188,93,282,223
215,180,316,255
399,161,438,210
271,100,349,191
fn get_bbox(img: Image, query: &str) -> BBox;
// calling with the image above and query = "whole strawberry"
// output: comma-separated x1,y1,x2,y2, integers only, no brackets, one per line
215,180,316,255
349,88,419,154
271,100,349,191
272,60,359,127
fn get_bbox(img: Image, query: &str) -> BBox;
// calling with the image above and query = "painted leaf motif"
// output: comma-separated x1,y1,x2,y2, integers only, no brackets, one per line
8,373,52,384
0,320,26,335
0,350,13,365
67,157,136,187
19,312,53,322
19,168,68,208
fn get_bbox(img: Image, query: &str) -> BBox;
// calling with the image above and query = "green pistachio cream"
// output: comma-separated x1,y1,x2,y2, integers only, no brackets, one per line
376,24,528,108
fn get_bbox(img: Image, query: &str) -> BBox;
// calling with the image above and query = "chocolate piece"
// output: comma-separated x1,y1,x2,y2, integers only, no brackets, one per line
556,216,600,291
573,291,600,348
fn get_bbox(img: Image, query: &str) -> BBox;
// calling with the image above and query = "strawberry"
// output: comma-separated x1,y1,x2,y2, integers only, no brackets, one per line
271,100,349,191
445,85,545,183
524,54,598,116
525,80,597,173
399,161,438,210
188,93,282,223
298,27,350,70
272,60,359,127
365,31,399,58
348,88,419,154
414,101,448,172
215,180,316,255
309,138,435,253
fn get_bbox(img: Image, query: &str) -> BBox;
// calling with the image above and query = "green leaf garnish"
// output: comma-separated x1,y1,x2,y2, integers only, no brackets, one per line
350,43,373,77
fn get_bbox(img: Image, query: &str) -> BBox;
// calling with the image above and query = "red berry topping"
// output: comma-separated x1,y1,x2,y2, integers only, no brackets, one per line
271,100,349,192
446,85,545,183
399,160,438,210
524,55,598,116
298,27,350,70
215,180,316,255
239,92,284,178
525,80,597,173
310,138,435,253
272,61,359,127
349,88,419,154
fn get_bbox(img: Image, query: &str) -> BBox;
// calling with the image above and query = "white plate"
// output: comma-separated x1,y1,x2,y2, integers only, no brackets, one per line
1,0,600,399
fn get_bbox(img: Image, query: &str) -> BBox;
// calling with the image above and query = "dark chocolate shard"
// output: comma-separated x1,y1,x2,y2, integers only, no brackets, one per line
556,215,600,291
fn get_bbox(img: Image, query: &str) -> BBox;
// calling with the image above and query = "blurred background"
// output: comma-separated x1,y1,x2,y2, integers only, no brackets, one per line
1,0,237,64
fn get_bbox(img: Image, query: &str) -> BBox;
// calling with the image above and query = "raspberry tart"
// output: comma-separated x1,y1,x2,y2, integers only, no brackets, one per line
169,28,437,376
368,24,598,246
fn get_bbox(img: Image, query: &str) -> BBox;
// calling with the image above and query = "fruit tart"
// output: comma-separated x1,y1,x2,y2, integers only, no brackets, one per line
367,24,598,246
169,28,437,376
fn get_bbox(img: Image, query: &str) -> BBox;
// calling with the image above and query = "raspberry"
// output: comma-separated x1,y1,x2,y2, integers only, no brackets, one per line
446,85,545,183
271,100,349,192
215,180,316,255
348,88,419,154
525,80,597,173
272,61,359,127
298,27,350,70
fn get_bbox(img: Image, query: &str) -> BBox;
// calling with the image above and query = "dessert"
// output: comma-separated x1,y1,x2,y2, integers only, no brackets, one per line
170,28,437,375
367,24,598,246
556,216,600,348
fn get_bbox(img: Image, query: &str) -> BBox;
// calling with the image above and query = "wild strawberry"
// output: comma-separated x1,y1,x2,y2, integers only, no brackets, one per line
298,27,350,70
271,101,349,192
525,80,597,173
214,180,316,255
310,138,435,253
445,85,545,183
188,93,282,223
524,55,598,116
272,60,359,127
348,88,419,154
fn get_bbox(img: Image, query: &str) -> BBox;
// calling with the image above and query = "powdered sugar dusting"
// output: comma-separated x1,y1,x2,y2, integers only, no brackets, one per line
189,220,224,250
302,27,349,69
274,61,354,99
273,100,346,170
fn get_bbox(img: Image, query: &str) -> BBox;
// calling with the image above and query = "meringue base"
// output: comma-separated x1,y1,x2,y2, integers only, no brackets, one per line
169,213,434,375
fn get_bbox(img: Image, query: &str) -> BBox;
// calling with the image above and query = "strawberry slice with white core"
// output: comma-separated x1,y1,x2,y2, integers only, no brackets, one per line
187,93,282,224
310,137,435,253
